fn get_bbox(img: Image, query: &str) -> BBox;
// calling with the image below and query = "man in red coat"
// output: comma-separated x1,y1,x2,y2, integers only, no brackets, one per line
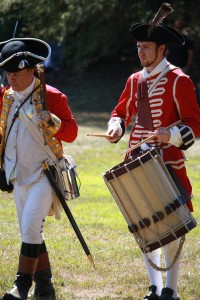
105,4,200,300
0,38,78,300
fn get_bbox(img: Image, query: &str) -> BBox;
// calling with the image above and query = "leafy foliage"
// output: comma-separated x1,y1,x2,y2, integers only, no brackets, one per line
0,0,200,72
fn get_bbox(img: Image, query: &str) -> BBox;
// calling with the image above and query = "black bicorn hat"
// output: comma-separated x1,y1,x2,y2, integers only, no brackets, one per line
0,37,51,72
129,3,185,46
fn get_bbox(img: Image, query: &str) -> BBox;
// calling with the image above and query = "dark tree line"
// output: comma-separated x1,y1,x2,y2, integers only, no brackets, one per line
0,0,200,73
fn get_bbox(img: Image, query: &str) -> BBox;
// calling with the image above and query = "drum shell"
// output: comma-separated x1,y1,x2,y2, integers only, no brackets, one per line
103,148,196,252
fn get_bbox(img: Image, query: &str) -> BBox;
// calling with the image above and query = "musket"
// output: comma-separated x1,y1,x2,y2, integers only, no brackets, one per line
36,64,54,127
36,64,55,147
1,21,19,87
36,62,95,268
42,162,95,268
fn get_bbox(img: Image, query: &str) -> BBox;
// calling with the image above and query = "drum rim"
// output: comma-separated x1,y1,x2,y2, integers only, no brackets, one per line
103,148,159,181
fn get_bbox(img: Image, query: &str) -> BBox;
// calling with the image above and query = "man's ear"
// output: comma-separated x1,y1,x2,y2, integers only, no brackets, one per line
159,44,167,56
159,44,165,52
27,68,35,75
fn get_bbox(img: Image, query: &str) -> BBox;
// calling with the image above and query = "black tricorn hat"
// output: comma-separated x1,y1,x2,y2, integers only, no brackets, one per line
129,3,185,46
0,38,51,72
129,23,185,46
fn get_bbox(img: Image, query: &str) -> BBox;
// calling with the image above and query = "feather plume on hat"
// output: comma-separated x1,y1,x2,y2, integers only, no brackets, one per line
148,3,173,36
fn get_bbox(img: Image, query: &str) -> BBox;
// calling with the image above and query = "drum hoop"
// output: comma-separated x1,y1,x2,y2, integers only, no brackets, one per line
144,235,185,272
104,148,158,181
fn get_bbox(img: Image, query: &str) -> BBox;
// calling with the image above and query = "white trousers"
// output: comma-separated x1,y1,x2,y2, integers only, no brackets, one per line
14,175,55,244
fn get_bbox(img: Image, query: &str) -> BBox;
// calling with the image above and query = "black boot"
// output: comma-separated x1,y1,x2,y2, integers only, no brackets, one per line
3,255,38,300
2,243,40,300
144,285,160,300
3,272,33,299
34,269,56,300
33,247,56,300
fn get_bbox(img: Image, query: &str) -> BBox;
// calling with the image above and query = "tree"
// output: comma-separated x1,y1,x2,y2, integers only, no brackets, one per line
0,0,200,73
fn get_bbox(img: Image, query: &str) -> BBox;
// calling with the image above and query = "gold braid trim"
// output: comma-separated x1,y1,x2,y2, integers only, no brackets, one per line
0,90,14,166
33,78,64,160
0,78,64,164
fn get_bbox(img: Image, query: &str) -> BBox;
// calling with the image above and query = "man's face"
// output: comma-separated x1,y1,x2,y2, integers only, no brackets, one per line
6,68,34,92
137,41,164,70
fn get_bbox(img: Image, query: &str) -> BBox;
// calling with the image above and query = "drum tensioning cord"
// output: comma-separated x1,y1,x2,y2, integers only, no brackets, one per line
139,152,186,271
144,235,185,272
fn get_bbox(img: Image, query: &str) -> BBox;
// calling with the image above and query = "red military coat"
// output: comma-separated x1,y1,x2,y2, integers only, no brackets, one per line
111,64,200,211
0,83,78,144
45,84,78,143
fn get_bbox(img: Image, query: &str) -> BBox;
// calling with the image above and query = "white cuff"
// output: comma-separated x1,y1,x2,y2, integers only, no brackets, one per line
107,117,123,136
169,126,183,147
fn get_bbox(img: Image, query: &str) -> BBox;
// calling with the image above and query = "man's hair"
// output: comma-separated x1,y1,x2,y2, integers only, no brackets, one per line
156,43,168,57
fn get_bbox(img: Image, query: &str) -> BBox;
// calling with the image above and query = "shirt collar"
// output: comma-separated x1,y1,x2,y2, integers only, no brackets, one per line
143,58,169,79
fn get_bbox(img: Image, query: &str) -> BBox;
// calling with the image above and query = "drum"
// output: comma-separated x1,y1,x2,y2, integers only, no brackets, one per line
103,148,196,253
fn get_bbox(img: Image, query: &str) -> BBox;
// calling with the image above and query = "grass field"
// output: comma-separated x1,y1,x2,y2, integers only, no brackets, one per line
0,112,199,300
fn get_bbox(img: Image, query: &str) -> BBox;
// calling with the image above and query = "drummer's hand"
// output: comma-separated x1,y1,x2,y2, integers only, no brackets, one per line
149,127,171,143
37,110,52,128
106,128,122,143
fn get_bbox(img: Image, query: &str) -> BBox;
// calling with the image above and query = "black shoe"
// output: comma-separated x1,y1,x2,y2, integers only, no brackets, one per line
34,296,56,300
34,292,56,300
159,288,180,300
2,293,23,300
34,286,56,300
2,285,26,300
34,269,56,300
144,285,159,300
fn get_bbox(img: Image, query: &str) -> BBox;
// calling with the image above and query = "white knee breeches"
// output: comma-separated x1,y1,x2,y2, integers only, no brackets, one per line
14,175,55,244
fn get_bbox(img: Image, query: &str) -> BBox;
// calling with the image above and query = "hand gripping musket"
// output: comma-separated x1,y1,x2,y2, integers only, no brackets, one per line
36,64,54,127
42,162,95,268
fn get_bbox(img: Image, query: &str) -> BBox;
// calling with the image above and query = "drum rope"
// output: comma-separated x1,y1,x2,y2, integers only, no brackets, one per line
139,155,171,208
124,164,159,242
125,165,155,214
144,235,185,271
139,153,183,237
112,171,142,222
153,155,181,204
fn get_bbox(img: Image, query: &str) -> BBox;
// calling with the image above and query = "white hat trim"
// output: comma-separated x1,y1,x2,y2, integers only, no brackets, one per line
0,51,49,66
0,37,51,67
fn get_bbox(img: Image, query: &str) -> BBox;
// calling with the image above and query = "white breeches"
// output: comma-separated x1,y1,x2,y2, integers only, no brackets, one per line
14,175,55,244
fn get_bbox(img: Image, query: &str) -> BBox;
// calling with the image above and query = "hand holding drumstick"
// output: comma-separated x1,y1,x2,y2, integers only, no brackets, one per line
121,120,181,155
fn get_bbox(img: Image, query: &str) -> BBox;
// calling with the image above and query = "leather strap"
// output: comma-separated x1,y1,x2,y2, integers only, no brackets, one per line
137,72,153,130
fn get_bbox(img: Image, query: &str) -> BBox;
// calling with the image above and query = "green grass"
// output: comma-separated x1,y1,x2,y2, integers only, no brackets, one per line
0,114,200,300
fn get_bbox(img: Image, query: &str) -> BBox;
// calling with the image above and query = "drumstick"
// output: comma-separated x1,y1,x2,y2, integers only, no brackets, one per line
121,120,181,155
87,133,113,138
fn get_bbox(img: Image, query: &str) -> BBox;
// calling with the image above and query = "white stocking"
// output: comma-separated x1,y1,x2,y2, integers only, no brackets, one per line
163,238,183,298
143,248,163,296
